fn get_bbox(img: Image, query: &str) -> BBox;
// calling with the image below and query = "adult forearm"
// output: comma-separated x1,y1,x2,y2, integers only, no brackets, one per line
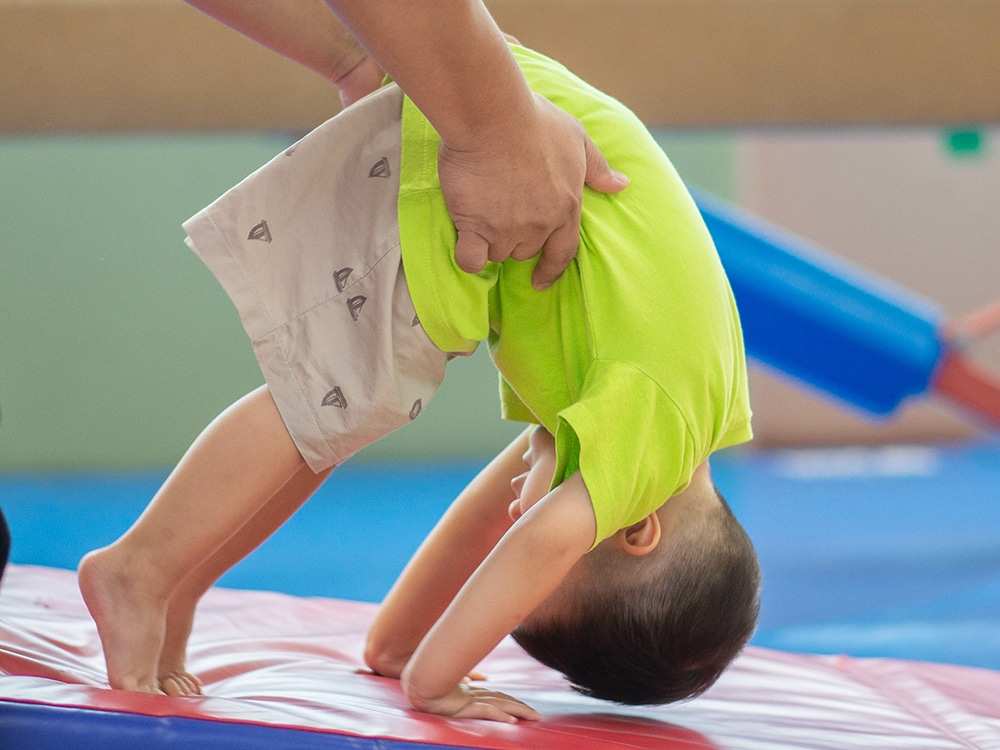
184,0,366,84
326,0,532,148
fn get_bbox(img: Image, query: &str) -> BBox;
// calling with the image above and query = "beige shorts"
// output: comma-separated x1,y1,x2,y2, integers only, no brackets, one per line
183,84,448,472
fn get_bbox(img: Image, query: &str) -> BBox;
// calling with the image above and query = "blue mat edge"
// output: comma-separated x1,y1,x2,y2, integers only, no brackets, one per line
0,700,479,750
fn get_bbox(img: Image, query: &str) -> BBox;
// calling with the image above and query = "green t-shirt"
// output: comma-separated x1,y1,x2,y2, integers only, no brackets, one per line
398,46,752,544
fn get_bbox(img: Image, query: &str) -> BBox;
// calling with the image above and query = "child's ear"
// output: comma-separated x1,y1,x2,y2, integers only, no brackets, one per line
617,513,662,556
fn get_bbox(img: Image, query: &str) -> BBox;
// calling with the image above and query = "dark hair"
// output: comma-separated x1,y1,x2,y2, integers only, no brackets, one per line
511,488,760,705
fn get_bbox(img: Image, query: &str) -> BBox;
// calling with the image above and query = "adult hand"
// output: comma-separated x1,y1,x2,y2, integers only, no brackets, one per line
438,93,628,290
407,681,540,723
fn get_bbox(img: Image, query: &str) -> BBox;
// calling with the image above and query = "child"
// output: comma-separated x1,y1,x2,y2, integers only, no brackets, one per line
78,44,760,721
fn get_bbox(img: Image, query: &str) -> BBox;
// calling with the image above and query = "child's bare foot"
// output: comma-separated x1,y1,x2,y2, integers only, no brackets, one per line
78,546,170,693
159,670,203,696
157,596,202,696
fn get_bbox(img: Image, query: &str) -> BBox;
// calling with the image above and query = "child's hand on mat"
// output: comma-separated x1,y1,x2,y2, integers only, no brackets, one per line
408,682,540,723
438,92,628,290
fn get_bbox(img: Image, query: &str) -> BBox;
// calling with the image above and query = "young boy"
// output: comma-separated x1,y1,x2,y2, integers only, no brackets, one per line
78,44,759,721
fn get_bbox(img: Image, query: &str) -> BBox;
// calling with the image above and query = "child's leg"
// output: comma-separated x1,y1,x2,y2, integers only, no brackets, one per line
157,461,332,696
78,385,306,693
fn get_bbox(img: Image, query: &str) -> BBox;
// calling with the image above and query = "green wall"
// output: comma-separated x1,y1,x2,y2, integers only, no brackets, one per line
0,131,733,472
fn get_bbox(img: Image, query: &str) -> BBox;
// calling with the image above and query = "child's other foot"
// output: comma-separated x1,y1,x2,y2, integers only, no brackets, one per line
157,598,202,696
78,547,169,693
159,670,203,696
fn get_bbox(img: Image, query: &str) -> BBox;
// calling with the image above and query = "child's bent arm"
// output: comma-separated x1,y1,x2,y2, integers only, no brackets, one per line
364,429,531,679
401,472,596,721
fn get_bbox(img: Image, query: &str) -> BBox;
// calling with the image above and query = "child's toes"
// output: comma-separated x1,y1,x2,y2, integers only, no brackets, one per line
159,671,202,696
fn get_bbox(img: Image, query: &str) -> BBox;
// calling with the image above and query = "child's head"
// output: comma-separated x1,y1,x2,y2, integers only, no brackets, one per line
509,428,760,706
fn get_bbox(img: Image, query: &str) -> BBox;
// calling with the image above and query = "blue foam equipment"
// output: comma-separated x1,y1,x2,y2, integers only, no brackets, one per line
694,190,1000,427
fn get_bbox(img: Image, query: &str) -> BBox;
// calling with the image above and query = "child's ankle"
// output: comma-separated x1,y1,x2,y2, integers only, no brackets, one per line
82,545,170,602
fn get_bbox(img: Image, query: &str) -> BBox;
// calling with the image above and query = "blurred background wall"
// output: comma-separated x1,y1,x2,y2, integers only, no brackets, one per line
3,0,998,472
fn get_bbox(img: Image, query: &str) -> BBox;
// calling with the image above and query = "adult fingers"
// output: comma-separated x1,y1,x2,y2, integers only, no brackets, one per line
510,240,541,263
487,237,521,265
582,132,629,194
532,220,581,290
459,234,541,270
454,230,490,274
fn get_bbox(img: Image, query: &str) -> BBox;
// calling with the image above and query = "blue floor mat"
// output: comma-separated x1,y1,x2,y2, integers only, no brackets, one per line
714,441,1000,668
3,442,1000,670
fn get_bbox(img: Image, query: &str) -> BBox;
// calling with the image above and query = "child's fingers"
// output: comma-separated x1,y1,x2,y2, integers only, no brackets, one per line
467,688,541,722
454,697,540,723
496,698,541,722
455,702,519,723
464,670,488,682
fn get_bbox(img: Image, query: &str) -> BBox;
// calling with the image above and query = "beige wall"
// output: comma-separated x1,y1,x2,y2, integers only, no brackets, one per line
5,0,1000,133
735,128,1000,445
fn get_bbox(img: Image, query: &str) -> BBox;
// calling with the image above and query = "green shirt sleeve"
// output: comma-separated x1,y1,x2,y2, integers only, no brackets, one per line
554,360,697,548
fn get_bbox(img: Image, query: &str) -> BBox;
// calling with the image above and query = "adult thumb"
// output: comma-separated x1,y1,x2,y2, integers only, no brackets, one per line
583,136,629,194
